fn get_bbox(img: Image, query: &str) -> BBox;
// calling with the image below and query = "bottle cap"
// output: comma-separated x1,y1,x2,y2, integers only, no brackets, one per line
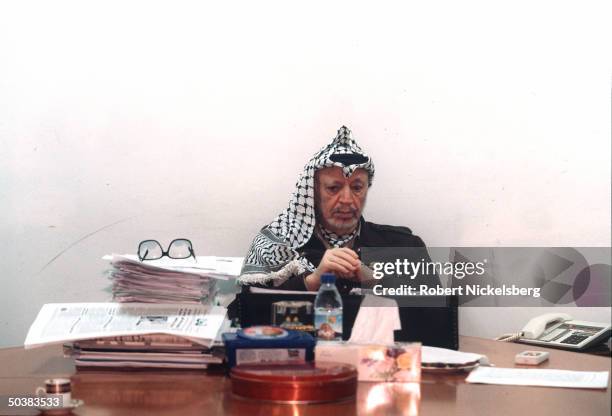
320,273,336,284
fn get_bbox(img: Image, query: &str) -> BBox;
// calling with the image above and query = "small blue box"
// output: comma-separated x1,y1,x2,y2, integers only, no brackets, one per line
223,326,315,368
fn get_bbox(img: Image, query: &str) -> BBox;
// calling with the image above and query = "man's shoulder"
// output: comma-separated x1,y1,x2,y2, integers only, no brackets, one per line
365,221,414,235
361,221,425,247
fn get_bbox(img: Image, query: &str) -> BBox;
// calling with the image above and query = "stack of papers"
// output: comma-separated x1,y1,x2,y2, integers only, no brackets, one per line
67,335,225,370
104,254,243,304
26,303,232,369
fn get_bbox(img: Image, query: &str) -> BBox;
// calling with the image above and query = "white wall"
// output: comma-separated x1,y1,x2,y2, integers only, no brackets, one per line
1,1,610,347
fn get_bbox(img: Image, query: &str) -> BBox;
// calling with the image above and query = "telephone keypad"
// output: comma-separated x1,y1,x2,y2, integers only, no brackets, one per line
560,334,589,345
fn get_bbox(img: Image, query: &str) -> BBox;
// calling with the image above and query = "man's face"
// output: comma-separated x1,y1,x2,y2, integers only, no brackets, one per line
315,166,369,234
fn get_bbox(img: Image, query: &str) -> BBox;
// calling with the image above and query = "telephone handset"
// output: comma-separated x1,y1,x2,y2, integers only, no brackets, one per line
521,313,573,339
496,313,611,351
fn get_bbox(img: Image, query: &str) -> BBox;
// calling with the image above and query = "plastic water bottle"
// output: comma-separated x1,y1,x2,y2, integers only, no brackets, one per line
314,273,343,341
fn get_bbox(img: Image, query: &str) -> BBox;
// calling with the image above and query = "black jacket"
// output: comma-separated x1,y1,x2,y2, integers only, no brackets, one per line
251,218,429,292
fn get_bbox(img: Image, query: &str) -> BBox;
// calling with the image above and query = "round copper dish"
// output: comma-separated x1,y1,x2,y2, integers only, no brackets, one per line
230,362,357,404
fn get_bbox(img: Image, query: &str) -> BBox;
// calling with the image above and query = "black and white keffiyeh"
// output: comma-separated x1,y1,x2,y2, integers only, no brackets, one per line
239,126,375,286
316,224,359,248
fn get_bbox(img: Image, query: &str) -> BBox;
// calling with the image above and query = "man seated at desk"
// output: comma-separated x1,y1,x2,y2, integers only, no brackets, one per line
238,126,433,293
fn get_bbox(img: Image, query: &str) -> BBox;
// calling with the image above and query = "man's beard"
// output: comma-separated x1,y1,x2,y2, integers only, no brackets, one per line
326,208,360,233
317,200,366,234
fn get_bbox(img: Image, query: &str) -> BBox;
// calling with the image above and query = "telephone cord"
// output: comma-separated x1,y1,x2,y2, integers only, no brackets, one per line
494,332,523,342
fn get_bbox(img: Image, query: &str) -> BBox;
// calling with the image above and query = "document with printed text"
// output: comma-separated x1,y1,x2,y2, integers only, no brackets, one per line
466,366,609,389
25,303,227,349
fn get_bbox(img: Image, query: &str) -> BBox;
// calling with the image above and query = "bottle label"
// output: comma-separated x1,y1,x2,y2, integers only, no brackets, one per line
315,309,343,340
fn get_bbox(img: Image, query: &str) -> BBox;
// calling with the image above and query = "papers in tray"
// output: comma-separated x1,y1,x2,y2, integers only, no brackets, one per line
65,318,234,370
25,303,227,349
104,254,244,279
104,254,243,304
67,340,225,370
70,349,223,363
466,367,610,389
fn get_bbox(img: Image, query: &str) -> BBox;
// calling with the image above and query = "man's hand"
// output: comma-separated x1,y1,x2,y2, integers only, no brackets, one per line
304,248,361,291
317,247,361,278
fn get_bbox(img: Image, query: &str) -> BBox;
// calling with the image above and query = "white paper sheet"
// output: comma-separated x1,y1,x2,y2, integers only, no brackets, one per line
74,360,210,369
25,303,227,349
466,367,610,389
248,287,318,295
72,350,221,363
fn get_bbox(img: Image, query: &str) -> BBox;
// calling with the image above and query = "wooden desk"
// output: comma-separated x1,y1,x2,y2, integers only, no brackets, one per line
0,337,609,415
